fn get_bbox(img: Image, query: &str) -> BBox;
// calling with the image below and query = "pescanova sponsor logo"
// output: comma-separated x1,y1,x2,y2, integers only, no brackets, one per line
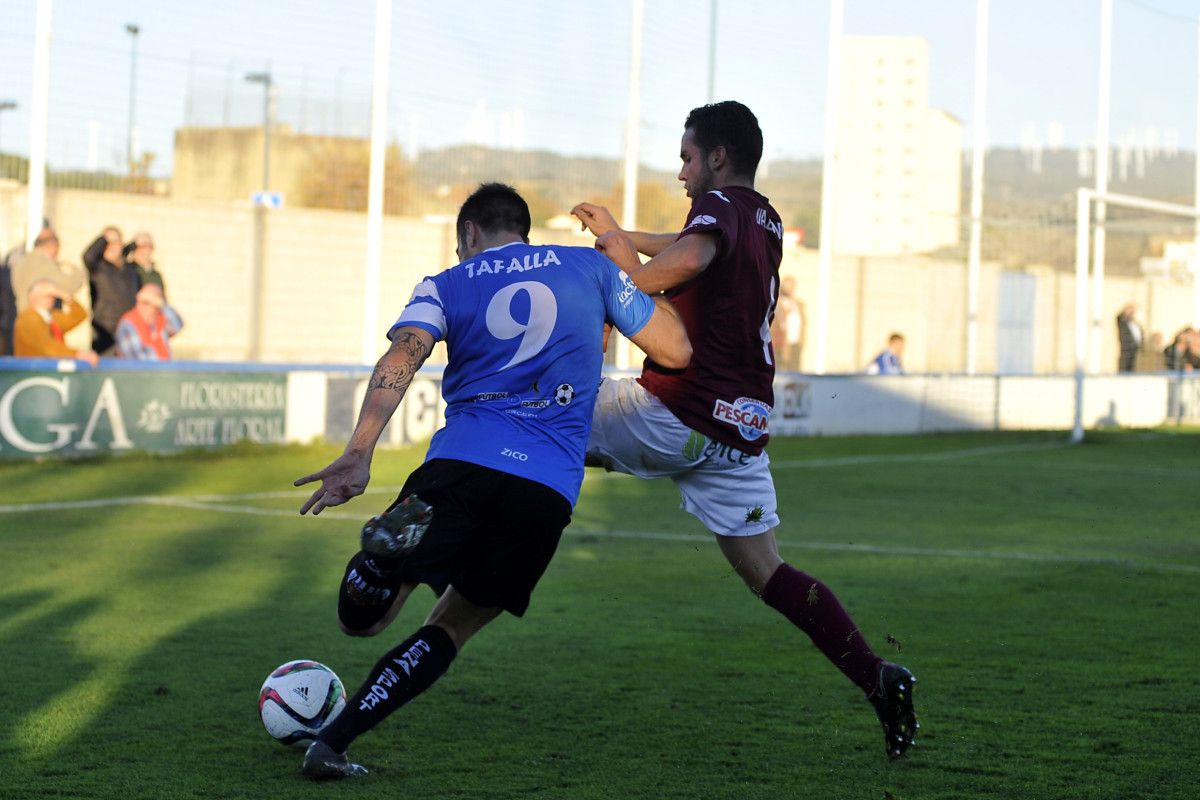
711,396,771,441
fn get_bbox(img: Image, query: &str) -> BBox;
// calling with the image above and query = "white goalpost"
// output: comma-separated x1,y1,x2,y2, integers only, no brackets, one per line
1072,187,1200,443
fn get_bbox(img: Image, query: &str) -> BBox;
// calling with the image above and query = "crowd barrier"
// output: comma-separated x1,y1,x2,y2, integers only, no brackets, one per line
1,358,1197,459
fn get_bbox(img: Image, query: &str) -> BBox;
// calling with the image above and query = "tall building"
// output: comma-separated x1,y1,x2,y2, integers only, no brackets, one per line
833,36,962,256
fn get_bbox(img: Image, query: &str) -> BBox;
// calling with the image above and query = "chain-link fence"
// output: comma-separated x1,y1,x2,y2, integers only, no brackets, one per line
1,0,1197,371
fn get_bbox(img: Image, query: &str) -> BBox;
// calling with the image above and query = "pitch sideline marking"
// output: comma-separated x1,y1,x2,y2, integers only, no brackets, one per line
2,488,1196,577
769,440,1069,468
1,440,1193,574
0,438,1073,516
574,528,1200,575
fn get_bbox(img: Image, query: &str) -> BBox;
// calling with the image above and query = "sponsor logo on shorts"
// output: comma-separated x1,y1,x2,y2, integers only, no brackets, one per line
711,397,771,441
682,430,707,460
703,440,754,466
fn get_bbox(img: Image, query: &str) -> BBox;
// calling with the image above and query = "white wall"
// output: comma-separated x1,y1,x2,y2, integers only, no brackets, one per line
285,369,1200,446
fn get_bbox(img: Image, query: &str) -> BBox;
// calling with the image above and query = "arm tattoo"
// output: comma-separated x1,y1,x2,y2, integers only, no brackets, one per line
366,332,432,396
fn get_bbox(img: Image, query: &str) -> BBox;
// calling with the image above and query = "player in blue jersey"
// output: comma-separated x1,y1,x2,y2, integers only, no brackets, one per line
291,183,690,779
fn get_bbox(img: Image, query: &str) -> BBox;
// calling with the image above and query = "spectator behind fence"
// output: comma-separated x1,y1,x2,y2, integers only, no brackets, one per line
1116,303,1143,373
866,333,905,375
10,225,86,314
13,279,99,366
125,231,166,295
1163,327,1200,372
115,283,183,360
770,275,805,371
84,226,140,356
0,247,16,355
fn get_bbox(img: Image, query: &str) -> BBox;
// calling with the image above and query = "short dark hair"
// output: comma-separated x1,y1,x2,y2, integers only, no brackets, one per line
457,183,531,243
684,101,763,178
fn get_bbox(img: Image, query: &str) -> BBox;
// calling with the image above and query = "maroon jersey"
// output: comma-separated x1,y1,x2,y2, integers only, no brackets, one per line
638,186,783,455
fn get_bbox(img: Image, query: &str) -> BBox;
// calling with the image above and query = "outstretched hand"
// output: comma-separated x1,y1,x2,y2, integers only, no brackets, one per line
294,452,371,515
594,230,641,272
570,202,620,238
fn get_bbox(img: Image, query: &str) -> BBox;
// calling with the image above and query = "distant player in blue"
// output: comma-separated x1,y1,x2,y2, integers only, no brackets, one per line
866,333,905,375
292,183,690,779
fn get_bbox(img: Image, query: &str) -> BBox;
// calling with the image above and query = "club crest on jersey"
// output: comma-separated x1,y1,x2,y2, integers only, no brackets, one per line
683,214,718,231
711,397,771,441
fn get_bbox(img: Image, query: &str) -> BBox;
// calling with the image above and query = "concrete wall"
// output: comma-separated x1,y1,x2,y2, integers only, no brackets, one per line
778,247,1196,375
3,359,1196,460
2,183,1195,373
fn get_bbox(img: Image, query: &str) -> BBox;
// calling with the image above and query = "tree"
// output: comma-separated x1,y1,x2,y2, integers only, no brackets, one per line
294,140,414,214
600,179,691,233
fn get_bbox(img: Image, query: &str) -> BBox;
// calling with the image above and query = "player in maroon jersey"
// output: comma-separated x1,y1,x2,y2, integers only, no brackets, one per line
572,101,918,760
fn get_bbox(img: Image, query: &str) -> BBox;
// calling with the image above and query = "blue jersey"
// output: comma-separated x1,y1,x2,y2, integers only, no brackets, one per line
390,241,656,505
868,350,904,375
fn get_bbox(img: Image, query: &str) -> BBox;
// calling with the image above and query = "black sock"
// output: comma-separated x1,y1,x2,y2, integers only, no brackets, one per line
317,625,458,753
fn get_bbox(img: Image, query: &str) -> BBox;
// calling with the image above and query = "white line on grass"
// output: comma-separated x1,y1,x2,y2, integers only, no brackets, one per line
0,486,403,515
2,486,1195,576
0,440,1077,517
770,440,1069,469
573,528,1200,575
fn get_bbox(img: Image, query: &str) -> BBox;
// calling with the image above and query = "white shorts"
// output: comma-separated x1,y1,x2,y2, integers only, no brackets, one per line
587,377,780,537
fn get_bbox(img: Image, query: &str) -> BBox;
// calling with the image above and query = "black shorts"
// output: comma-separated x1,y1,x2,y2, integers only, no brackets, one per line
338,459,572,625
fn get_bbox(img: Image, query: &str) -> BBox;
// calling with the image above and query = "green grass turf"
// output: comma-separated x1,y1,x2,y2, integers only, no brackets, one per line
0,429,1197,799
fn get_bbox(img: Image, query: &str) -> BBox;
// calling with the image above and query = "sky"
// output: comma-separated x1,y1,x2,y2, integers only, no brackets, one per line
1,0,1199,176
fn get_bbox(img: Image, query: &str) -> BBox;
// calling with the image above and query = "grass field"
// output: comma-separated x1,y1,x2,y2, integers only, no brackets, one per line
1,429,1198,799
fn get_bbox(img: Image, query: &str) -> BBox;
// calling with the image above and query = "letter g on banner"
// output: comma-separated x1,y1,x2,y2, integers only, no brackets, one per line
0,377,78,453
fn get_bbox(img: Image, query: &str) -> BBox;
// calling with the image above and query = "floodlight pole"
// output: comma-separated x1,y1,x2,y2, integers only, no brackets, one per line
1194,14,1200,328
125,23,140,174
1090,0,1113,374
707,0,718,102
965,0,989,375
814,0,843,375
244,71,274,191
361,0,392,365
26,0,52,250
616,0,644,370
244,69,273,361
1073,188,1091,444
621,0,643,234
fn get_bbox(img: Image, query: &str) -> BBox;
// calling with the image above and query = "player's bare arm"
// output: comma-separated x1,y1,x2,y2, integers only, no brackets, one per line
571,202,677,257
626,232,719,295
295,327,435,515
627,295,691,369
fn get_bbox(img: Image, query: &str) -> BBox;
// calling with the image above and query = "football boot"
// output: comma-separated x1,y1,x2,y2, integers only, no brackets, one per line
361,494,433,558
302,740,369,780
868,662,919,760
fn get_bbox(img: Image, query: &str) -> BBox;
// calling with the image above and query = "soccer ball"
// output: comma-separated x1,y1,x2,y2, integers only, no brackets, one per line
554,383,575,406
258,660,347,747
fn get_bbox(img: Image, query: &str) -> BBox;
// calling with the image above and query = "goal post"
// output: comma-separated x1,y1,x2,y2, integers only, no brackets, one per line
1072,188,1200,443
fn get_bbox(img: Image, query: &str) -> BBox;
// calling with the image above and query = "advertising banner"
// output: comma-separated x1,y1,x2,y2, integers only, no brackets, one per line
0,370,287,458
